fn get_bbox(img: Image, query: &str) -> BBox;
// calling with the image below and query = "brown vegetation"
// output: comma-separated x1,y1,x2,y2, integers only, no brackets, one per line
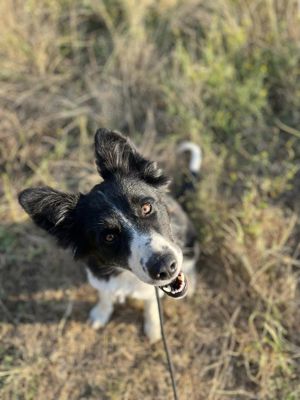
1,1,300,399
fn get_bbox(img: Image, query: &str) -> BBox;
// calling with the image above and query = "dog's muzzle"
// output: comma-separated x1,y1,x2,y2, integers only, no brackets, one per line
145,253,188,299
128,230,186,297
159,271,188,299
146,252,178,280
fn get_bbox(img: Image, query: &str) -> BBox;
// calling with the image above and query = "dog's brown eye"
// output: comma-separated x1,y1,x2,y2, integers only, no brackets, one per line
141,203,152,216
105,233,116,242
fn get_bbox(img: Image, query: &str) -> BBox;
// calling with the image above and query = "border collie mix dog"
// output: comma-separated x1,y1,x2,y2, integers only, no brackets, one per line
19,129,201,342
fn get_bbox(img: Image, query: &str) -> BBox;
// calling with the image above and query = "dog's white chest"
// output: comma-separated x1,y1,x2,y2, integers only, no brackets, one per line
86,268,157,302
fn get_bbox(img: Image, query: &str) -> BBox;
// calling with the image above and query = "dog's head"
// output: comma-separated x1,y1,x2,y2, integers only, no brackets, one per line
19,129,187,297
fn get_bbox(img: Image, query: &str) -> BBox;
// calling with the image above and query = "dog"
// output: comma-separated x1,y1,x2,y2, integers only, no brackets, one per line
18,129,201,342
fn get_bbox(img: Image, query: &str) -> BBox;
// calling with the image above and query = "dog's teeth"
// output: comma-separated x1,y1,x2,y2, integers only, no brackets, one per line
163,285,171,292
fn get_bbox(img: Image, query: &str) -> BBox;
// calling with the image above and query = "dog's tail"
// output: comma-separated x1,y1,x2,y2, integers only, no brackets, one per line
175,141,202,200
177,141,202,178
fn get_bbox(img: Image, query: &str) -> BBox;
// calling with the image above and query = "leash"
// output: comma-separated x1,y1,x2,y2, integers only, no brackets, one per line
155,287,179,400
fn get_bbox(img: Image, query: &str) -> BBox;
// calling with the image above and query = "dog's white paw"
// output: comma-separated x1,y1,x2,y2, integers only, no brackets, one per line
144,320,161,343
89,304,112,330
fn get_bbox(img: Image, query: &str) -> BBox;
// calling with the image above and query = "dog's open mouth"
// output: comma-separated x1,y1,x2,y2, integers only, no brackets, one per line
159,271,188,299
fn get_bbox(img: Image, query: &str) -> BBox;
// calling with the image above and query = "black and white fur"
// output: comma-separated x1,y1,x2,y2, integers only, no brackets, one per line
19,129,201,342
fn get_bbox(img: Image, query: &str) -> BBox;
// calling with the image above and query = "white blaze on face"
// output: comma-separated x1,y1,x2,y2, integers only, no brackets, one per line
128,230,183,285
95,192,182,284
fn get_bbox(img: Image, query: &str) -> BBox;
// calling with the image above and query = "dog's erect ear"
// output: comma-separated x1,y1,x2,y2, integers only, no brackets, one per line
94,128,170,187
18,187,81,250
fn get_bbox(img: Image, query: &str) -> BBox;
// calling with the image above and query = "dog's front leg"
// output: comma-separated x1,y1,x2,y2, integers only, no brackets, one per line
144,293,162,343
89,291,114,330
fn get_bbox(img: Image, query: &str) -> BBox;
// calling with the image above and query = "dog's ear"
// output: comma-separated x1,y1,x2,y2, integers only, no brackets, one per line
18,186,81,251
94,128,170,187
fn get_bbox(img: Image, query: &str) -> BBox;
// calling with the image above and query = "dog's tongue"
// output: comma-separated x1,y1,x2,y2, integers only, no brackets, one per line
159,272,188,299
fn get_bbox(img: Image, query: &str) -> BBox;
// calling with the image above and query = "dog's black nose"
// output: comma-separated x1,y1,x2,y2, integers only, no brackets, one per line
146,253,178,281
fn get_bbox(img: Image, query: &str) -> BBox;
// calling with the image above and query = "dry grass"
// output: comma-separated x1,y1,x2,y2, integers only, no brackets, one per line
1,0,300,399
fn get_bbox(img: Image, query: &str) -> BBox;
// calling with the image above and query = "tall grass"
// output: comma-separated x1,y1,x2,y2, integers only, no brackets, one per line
1,0,300,399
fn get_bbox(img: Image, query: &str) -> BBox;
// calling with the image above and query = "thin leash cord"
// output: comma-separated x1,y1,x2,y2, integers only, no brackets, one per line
155,287,179,400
